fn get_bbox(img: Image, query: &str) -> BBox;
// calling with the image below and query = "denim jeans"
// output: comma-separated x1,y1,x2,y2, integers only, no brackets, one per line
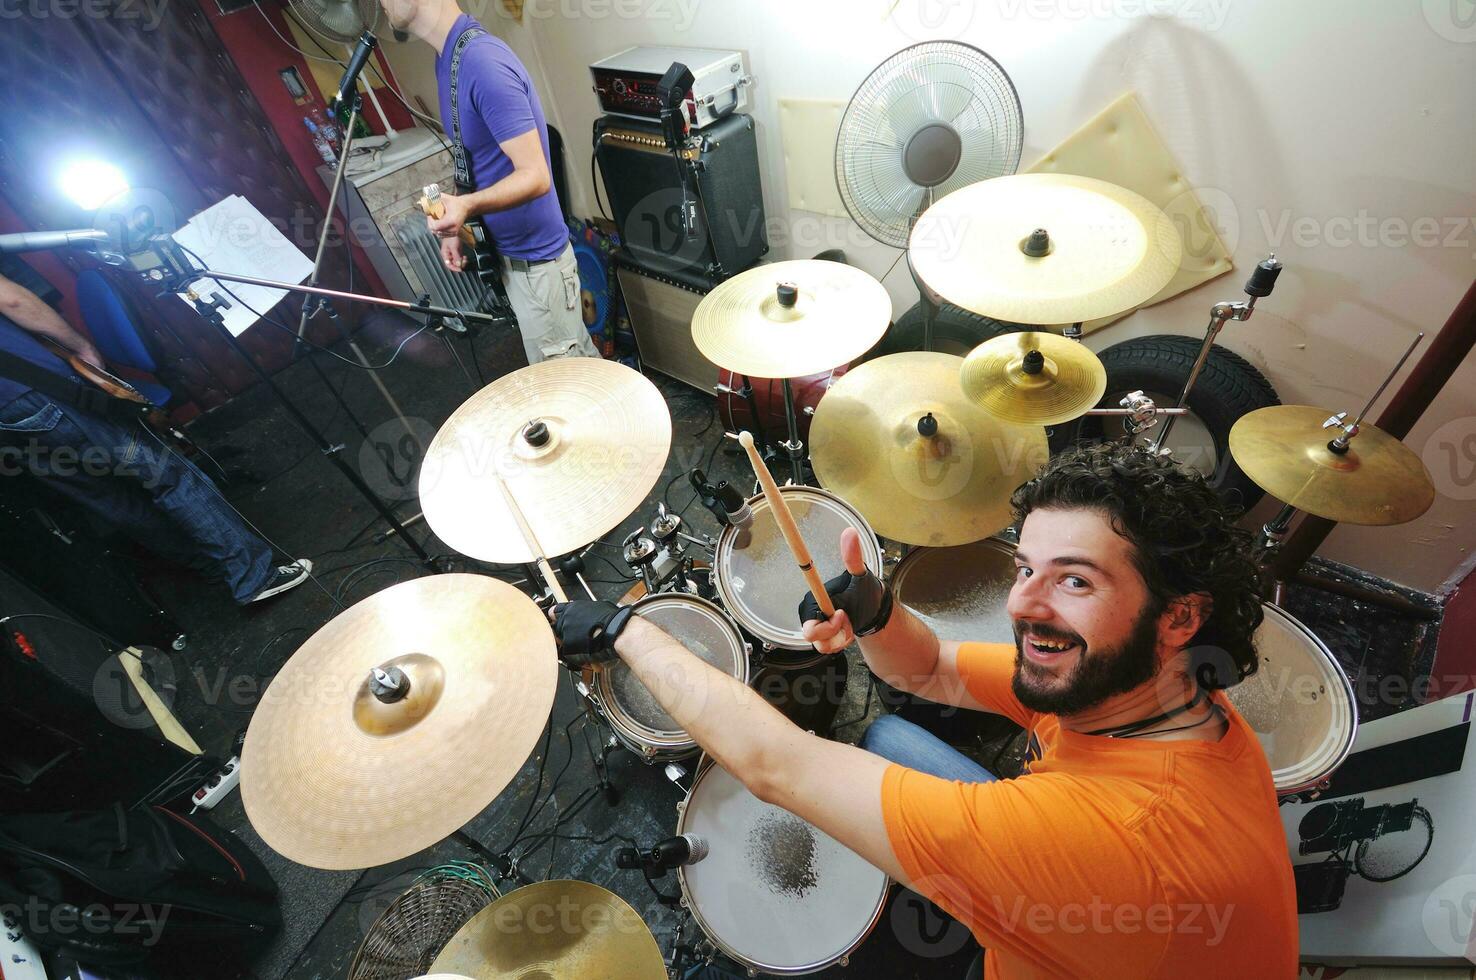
0,391,276,603
861,714,1000,783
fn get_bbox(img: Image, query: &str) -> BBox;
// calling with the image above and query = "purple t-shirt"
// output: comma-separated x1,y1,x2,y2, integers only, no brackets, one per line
0,313,81,407
436,17,566,261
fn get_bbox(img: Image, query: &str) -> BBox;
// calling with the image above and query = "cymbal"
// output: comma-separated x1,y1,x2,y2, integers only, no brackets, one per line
1228,405,1436,525
420,359,672,563
959,331,1107,426
241,574,557,870
430,880,666,980
909,173,1181,324
691,259,892,378
810,352,1049,546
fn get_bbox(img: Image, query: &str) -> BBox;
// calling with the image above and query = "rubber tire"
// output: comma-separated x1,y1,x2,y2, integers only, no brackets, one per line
861,301,1026,360
1069,335,1280,510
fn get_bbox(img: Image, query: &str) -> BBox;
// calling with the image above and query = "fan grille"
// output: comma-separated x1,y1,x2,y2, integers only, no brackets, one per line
348,869,497,980
288,0,380,44
836,42,1023,248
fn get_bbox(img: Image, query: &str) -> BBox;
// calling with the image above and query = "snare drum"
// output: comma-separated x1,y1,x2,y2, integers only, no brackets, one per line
593,594,750,762
675,760,889,975
714,486,884,667
1225,603,1357,800
890,537,1018,643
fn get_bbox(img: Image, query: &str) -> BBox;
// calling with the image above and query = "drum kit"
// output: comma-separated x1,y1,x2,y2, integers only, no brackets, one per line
238,172,1441,974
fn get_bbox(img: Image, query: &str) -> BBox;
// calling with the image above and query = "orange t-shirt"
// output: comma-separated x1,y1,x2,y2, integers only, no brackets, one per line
880,642,1298,978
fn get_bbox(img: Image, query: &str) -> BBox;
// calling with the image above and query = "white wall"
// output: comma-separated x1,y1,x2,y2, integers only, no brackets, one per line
385,0,1476,594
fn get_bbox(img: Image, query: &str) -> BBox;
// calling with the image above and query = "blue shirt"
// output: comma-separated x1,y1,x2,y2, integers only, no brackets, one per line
0,313,81,407
436,17,567,261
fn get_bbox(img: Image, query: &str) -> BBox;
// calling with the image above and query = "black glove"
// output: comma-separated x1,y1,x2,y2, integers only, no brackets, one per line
797,568,893,637
551,600,636,668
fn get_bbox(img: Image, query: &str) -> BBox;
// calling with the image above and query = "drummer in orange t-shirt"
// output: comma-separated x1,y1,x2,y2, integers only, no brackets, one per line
549,442,1298,978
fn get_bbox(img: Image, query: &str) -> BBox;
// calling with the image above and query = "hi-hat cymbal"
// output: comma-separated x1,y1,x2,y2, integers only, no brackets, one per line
691,259,892,378
909,173,1182,324
959,331,1107,426
241,575,556,870
1228,405,1436,525
420,359,672,564
430,880,666,980
810,352,1049,546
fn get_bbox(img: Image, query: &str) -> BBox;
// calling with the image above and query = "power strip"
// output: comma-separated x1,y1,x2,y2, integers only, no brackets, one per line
191,756,240,811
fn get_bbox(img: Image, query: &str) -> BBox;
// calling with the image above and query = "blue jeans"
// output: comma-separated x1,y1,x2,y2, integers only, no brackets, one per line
862,714,999,783
0,391,276,604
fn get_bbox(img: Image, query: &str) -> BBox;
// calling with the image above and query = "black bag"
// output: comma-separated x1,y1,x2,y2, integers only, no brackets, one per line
0,804,280,965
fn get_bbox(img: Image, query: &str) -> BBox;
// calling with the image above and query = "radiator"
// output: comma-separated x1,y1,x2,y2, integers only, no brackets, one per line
390,211,488,312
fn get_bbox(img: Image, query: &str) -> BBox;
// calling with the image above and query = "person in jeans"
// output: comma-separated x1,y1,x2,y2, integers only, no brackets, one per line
384,0,598,363
548,444,1297,976
0,270,310,605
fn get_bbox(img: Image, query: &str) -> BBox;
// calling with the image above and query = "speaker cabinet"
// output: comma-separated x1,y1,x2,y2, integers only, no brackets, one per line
595,113,767,282
616,260,718,391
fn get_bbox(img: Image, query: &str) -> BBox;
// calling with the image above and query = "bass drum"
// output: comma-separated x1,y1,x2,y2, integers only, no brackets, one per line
675,759,889,975
1224,604,1357,800
718,366,848,446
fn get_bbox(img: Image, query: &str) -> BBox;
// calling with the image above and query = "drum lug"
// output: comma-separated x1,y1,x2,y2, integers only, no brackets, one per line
747,968,759,978
839,954,850,967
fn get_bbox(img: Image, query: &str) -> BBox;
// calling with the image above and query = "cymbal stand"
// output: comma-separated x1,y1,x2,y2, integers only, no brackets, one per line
779,378,807,484
714,374,771,458
1257,331,1425,605
1149,254,1282,453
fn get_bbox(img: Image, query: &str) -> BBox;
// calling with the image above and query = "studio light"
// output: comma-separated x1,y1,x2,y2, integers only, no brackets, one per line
57,159,129,211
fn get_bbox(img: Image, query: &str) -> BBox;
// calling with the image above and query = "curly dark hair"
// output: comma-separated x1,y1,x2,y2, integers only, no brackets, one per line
1009,442,1263,689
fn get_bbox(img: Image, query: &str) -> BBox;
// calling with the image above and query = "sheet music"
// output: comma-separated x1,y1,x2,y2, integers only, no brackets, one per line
172,195,315,337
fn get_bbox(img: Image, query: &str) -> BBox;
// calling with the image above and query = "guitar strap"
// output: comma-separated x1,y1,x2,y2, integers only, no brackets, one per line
448,24,488,196
0,349,142,424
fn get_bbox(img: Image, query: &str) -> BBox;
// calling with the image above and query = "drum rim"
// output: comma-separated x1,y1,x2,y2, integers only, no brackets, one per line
674,757,891,975
595,594,749,756
1242,602,1359,797
714,486,884,651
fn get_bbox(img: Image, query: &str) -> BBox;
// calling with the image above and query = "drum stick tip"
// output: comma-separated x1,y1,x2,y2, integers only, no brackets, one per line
737,431,755,449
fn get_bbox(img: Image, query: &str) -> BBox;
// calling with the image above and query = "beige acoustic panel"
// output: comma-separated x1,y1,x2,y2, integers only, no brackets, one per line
617,266,715,392
1026,91,1233,334
778,98,849,218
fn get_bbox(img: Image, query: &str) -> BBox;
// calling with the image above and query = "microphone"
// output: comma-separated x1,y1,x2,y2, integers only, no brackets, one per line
691,469,752,529
649,834,708,871
615,834,709,875
0,229,110,254
335,30,379,106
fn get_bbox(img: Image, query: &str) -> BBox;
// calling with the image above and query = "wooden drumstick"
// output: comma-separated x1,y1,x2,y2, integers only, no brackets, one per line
736,431,836,617
493,471,568,604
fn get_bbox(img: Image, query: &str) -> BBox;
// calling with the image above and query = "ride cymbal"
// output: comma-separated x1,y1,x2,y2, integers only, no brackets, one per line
909,173,1181,324
959,331,1107,426
1228,405,1436,525
420,359,671,564
810,352,1048,546
241,575,557,870
430,880,666,980
691,259,892,378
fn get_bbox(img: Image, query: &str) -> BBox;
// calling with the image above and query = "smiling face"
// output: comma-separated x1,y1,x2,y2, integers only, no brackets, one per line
1007,507,1168,716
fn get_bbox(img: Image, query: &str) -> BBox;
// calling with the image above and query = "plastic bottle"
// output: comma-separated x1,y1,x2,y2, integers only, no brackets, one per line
310,108,343,155
303,117,336,165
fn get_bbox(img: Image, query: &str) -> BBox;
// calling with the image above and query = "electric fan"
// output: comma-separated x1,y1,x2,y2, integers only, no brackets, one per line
835,42,1024,249
347,864,498,980
283,0,398,137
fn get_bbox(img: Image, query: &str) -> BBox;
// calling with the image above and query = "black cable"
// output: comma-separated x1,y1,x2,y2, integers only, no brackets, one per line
590,150,610,221
583,550,637,582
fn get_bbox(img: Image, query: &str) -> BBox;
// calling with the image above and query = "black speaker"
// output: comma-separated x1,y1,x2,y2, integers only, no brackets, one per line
594,112,767,281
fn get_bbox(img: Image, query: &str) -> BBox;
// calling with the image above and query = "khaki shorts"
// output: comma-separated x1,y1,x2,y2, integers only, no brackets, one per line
501,242,600,363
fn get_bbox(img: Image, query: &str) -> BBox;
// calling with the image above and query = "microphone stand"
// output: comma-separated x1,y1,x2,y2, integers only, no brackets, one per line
136,236,508,564
294,91,420,444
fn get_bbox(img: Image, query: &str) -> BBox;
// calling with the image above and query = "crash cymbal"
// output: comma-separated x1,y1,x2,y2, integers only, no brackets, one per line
420,358,672,564
1228,405,1436,525
241,574,556,870
691,259,892,378
909,173,1181,324
810,351,1049,546
430,880,665,980
959,331,1107,426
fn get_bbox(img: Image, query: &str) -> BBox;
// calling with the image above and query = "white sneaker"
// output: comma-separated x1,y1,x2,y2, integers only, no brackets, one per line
249,559,314,603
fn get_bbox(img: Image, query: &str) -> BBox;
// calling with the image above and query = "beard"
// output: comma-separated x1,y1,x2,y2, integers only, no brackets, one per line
1011,600,1163,716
